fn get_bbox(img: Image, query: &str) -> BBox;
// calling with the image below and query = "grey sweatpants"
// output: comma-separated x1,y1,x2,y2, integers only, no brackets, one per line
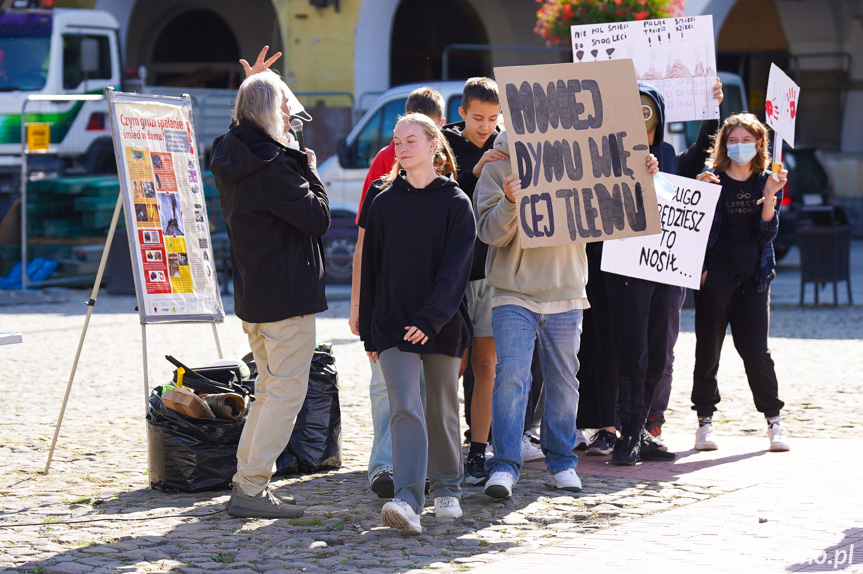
378,348,463,514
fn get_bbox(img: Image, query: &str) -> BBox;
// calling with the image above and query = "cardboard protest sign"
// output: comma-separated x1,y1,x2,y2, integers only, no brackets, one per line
495,60,660,249
765,63,800,147
571,16,719,122
601,172,720,289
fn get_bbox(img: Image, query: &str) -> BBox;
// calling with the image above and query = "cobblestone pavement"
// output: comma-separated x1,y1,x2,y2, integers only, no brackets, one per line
1,247,861,573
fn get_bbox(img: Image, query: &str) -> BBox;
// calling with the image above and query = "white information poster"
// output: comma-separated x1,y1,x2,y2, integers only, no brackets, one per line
601,172,720,289
765,63,800,147
106,90,223,323
571,15,719,122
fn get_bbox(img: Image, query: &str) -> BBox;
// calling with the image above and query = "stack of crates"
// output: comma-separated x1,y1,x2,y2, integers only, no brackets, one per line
27,176,122,238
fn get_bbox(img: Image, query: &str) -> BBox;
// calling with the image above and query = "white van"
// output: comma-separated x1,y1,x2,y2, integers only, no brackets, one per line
318,74,746,283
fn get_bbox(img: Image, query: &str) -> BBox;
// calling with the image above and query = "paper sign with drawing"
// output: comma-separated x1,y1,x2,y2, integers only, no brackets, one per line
600,172,720,290
766,63,800,147
570,15,719,123
494,60,660,249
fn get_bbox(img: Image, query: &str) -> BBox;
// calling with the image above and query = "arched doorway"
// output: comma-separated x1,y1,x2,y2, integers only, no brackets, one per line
150,10,240,88
125,0,283,89
389,0,489,86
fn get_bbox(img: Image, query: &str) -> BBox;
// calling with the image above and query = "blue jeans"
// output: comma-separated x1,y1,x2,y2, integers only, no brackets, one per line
488,305,583,483
368,357,426,484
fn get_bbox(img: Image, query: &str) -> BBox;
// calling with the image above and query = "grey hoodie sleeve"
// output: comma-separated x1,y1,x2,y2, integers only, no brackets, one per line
474,156,518,248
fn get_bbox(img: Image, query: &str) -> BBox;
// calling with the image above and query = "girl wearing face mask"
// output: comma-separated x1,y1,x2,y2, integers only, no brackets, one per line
691,113,790,453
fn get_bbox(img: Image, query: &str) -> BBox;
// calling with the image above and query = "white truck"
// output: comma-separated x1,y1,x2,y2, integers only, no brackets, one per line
0,1,234,216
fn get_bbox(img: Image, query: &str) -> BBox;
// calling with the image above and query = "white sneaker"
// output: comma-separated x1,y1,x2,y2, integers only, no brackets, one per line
521,432,544,462
484,471,514,499
695,423,718,451
434,496,463,518
381,499,422,535
768,424,790,452
550,468,582,492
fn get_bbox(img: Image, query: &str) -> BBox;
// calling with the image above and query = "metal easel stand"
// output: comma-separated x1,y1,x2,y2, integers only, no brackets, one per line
44,193,124,474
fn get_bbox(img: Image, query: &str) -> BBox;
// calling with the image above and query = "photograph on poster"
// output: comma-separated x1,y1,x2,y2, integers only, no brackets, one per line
145,250,163,262
178,252,188,266
135,204,148,222
194,211,204,223
168,254,181,277
149,270,166,282
157,192,184,237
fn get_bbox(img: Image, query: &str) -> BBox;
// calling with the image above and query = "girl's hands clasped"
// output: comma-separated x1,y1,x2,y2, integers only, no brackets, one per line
404,326,428,345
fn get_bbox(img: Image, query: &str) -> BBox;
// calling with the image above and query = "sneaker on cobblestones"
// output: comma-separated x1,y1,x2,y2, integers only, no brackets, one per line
226,486,305,519
644,414,667,450
371,470,395,499
464,452,489,486
381,498,422,535
639,428,676,461
226,484,295,511
521,432,544,462
611,433,640,466
574,429,589,451
484,471,514,499
434,496,463,518
768,424,791,452
587,429,617,456
549,468,582,492
695,423,719,451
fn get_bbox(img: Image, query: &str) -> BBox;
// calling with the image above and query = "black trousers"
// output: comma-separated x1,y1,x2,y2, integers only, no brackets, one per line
576,243,619,429
605,273,672,436
692,267,784,418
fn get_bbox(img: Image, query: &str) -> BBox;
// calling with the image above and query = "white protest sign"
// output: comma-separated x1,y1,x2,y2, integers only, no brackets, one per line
494,60,660,248
601,172,720,289
571,15,719,122
765,63,800,148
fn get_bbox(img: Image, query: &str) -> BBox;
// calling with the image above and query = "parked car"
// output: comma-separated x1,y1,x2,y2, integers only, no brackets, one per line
773,145,835,261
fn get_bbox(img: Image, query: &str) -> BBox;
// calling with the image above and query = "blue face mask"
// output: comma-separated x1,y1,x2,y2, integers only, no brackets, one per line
727,142,757,166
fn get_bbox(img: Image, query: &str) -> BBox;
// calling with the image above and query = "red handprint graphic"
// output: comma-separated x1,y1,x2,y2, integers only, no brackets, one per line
766,98,779,121
786,87,798,119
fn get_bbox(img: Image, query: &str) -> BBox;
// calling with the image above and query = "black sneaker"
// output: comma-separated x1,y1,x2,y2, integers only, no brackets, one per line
611,433,640,466
639,428,676,461
370,470,395,499
587,429,616,456
464,452,489,486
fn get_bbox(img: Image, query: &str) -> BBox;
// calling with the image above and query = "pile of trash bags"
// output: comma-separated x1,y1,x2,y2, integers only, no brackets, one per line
147,342,341,493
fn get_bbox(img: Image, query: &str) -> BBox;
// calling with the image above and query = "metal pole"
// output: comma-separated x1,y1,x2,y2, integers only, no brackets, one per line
44,193,124,474
142,324,150,417
212,322,223,359
20,99,29,290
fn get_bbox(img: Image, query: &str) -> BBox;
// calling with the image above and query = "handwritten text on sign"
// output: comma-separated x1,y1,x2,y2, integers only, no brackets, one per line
600,172,720,290
495,61,660,248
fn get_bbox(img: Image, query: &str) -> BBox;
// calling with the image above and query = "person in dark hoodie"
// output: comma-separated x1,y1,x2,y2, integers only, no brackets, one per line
210,68,330,518
360,113,475,535
602,81,722,466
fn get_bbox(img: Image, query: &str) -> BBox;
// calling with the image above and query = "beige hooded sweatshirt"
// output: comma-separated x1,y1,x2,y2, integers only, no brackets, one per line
474,130,589,310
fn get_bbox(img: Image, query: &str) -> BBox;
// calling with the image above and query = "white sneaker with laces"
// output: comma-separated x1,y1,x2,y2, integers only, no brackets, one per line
434,496,463,518
768,424,790,452
695,423,718,451
550,468,582,492
381,499,422,535
484,471,514,499
521,432,544,462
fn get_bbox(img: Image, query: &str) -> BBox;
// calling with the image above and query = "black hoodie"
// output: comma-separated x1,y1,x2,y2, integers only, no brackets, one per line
359,173,475,358
443,121,500,280
210,119,330,323
638,82,719,178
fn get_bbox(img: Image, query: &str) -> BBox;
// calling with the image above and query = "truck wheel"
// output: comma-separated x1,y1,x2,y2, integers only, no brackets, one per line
324,236,356,285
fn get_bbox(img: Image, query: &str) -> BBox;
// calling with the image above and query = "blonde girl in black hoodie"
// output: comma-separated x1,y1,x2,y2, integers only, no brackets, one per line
359,113,476,535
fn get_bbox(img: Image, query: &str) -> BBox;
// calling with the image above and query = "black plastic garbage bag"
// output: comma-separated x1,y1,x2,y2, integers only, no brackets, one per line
147,389,298,493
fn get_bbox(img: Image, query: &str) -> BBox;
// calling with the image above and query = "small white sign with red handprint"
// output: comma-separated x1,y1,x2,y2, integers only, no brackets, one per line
766,63,800,147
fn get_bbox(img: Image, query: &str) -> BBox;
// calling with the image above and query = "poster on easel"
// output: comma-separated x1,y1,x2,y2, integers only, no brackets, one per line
570,15,719,122
106,89,224,323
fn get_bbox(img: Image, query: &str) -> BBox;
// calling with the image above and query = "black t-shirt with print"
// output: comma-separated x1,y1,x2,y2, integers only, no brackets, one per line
707,172,762,277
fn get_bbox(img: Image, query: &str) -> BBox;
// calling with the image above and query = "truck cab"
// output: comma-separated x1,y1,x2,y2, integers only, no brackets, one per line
0,2,121,213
